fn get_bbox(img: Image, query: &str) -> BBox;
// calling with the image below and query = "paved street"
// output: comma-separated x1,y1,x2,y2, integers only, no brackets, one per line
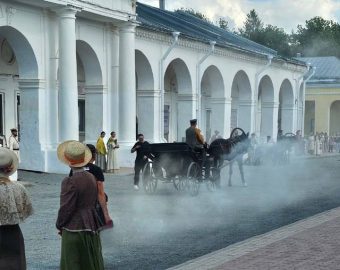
20,155,340,269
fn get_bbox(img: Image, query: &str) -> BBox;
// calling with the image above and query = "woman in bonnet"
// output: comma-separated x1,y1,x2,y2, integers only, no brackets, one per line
0,148,33,269
56,140,104,270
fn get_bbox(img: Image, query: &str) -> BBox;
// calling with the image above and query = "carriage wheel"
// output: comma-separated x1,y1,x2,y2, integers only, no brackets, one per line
141,162,157,194
187,162,200,196
230,127,246,139
173,177,186,192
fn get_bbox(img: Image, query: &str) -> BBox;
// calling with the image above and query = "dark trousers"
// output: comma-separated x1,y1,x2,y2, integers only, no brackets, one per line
134,160,146,186
0,224,26,270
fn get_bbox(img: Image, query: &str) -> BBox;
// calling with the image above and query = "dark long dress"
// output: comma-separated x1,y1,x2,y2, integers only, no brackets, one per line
0,225,26,270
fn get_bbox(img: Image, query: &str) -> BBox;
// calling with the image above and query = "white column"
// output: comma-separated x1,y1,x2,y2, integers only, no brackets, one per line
178,94,196,141
281,104,295,133
85,85,105,144
211,97,231,138
137,89,161,142
18,79,45,172
44,10,58,149
58,7,79,141
238,100,254,134
261,101,279,140
119,23,136,145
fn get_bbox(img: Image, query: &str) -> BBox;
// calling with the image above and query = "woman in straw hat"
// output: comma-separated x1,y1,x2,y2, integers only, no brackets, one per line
56,141,104,270
0,148,33,269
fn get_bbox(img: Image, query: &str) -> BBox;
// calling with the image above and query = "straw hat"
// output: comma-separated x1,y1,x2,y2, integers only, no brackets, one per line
57,140,92,167
0,148,19,177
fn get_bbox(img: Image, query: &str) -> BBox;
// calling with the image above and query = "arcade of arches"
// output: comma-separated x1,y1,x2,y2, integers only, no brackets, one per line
0,2,306,173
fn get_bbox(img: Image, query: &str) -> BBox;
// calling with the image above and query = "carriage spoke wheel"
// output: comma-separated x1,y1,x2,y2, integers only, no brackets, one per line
187,162,200,196
141,162,157,194
173,176,186,192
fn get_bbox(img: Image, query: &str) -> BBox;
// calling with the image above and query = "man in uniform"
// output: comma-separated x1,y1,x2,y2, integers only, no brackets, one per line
185,119,205,166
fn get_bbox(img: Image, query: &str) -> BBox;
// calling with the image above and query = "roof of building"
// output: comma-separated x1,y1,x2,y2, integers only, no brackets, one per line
136,2,278,56
299,56,340,84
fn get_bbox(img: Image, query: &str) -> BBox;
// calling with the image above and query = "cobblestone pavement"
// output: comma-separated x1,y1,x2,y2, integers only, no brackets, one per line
19,154,340,269
169,207,340,270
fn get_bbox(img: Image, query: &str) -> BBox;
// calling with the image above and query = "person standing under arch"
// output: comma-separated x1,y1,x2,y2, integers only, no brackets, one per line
96,131,107,172
107,131,120,173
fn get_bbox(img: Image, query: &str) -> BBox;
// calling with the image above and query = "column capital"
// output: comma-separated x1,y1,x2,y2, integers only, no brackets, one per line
211,97,231,104
85,85,106,94
119,21,138,34
55,5,81,19
17,79,45,90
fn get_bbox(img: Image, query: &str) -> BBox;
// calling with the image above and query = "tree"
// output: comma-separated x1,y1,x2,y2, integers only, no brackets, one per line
176,8,229,30
261,25,291,57
239,9,264,43
175,8,211,23
218,18,229,30
291,17,340,57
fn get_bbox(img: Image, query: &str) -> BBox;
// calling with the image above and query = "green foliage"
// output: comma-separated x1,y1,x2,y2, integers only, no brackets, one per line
218,18,229,30
292,17,340,57
239,10,340,57
175,8,229,30
177,7,340,58
175,8,211,23
239,9,263,41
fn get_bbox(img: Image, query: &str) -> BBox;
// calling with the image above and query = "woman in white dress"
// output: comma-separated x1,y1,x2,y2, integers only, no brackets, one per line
107,132,120,173
8,128,19,181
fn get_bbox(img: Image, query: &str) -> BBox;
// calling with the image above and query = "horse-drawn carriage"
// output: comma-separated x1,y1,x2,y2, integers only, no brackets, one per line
141,128,250,196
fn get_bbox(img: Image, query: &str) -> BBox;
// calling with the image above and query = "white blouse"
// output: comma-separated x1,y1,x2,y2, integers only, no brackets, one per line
0,181,33,225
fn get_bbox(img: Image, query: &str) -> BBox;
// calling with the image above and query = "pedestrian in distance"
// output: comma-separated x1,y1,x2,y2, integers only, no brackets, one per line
131,134,150,190
8,128,19,181
56,141,104,270
107,131,120,173
96,131,107,172
0,148,33,270
209,130,222,144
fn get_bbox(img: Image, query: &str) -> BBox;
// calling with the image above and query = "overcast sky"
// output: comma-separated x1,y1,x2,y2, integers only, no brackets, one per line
137,0,340,32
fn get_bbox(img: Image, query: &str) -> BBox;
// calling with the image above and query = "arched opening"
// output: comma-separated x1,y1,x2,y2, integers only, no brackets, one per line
231,70,252,134
0,26,41,170
135,50,155,141
257,75,275,140
164,58,192,142
201,65,225,140
278,79,294,133
76,40,103,143
330,101,340,135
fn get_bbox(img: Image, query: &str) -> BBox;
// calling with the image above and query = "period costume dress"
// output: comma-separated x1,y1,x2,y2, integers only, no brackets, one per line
95,137,107,172
56,141,104,270
107,137,119,172
0,148,33,270
8,134,19,181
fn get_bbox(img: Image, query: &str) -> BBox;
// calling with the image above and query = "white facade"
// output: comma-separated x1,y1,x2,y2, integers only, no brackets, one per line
135,28,307,145
0,0,307,173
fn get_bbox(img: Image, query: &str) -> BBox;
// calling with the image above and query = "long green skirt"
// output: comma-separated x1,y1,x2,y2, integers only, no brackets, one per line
60,230,104,270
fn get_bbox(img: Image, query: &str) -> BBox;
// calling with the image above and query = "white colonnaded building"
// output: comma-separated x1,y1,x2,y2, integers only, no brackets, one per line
0,0,308,173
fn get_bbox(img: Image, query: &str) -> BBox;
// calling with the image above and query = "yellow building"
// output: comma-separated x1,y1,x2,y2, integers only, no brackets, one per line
301,57,340,136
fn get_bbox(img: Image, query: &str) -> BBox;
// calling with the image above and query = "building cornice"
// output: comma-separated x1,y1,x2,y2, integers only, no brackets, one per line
136,28,306,74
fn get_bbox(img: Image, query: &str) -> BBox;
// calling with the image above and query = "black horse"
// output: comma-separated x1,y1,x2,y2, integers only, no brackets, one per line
207,128,250,186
